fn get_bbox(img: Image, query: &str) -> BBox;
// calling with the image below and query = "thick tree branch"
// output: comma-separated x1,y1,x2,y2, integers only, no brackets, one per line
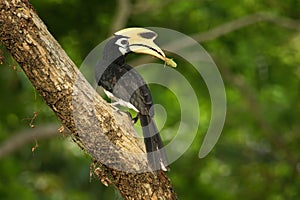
0,0,176,199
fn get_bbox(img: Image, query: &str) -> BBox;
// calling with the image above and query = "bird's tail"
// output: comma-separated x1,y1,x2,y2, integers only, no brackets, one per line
139,114,169,171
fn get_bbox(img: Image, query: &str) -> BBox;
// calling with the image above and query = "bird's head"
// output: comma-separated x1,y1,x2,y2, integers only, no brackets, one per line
101,27,176,68
112,28,168,64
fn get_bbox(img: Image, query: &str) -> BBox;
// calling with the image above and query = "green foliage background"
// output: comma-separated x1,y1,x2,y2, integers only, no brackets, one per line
1,0,300,199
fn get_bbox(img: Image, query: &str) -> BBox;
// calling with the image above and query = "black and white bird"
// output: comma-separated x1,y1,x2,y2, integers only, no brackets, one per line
95,28,175,171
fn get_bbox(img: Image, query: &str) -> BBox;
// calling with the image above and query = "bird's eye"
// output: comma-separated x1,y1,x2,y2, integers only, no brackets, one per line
116,38,129,47
120,39,128,45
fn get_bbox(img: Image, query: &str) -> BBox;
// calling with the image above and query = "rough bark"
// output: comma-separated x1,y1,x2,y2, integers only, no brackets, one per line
0,0,176,199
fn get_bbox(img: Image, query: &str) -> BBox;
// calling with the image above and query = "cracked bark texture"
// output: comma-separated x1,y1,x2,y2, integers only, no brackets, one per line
0,0,176,199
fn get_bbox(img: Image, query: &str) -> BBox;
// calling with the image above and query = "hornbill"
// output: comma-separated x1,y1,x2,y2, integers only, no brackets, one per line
95,28,175,171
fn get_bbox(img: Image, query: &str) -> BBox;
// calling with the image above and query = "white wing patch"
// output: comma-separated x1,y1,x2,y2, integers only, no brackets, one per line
103,89,139,113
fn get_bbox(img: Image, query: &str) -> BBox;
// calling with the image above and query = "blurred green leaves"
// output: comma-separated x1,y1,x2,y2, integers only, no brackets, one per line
1,0,300,199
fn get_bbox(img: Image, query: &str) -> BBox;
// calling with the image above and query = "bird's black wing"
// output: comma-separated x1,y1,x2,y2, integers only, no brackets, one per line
99,62,153,116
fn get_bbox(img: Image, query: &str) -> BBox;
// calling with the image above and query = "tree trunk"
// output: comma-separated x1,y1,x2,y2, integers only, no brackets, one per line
0,0,176,199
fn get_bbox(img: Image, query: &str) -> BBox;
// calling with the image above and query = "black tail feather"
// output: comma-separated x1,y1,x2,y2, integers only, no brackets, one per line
139,114,169,171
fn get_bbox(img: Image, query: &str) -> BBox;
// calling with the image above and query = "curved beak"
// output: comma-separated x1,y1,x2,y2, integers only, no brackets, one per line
128,38,166,61
114,28,166,62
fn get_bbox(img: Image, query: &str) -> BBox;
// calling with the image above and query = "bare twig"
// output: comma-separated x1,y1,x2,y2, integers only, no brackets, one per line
109,0,132,34
192,12,300,43
109,0,174,34
131,0,172,15
129,12,300,66
0,124,65,159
